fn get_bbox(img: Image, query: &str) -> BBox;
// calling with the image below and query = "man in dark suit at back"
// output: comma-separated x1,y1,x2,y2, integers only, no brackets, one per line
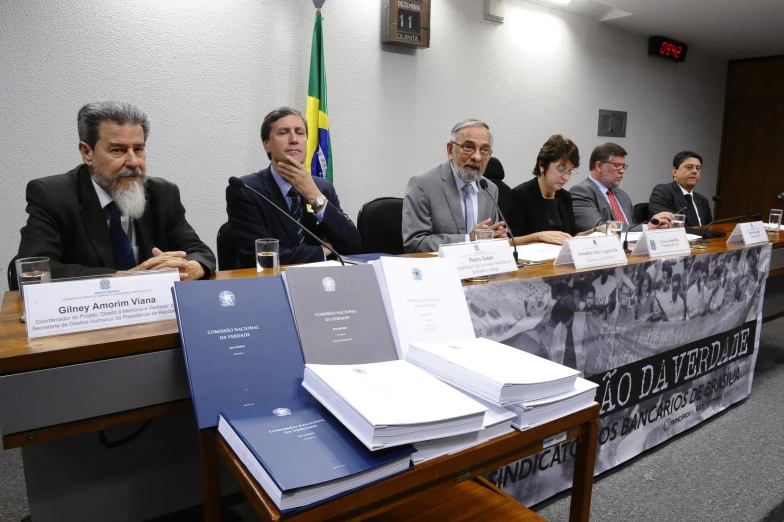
570,142,672,231
648,151,713,227
226,107,360,267
17,101,216,280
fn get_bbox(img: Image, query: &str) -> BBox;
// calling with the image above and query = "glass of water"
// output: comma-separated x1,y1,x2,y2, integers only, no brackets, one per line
605,220,623,239
671,213,686,228
769,209,782,232
255,239,279,276
15,256,51,321
473,228,494,241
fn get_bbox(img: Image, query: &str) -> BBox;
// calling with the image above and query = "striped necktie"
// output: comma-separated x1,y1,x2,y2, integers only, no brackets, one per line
107,202,137,270
287,187,304,244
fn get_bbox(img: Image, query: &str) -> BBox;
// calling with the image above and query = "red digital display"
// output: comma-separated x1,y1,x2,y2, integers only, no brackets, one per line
648,36,688,63
659,41,683,60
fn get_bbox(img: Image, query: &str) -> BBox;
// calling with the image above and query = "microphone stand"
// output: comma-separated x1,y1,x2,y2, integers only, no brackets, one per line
696,213,763,244
478,178,520,266
622,219,658,253
228,176,346,265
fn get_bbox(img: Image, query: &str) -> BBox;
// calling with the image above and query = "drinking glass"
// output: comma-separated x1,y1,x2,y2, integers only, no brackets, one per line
16,256,51,322
769,209,782,232
605,220,623,239
671,213,686,228
255,239,279,276
474,229,494,241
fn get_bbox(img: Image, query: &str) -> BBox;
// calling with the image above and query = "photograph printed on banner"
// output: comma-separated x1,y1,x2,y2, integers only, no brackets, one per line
467,245,771,506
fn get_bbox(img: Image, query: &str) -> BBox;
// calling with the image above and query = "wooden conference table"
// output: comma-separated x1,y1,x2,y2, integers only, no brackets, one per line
0,223,781,521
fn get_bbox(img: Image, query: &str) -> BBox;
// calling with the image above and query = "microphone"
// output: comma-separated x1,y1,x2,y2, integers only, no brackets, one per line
778,193,784,200
675,206,688,215
228,176,345,266
478,178,519,265
623,218,660,253
699,212,763,242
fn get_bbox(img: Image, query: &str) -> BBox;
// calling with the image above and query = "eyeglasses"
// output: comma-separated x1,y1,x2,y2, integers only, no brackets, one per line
451,141,492,158
604,162,629,170
554,166,577,176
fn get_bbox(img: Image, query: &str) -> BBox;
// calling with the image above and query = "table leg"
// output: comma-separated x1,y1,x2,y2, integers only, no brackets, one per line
199,429,222,522
569,418,599,522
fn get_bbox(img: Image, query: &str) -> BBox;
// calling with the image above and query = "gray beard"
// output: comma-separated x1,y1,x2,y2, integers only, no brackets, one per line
93,167,148,219
453,162,483,184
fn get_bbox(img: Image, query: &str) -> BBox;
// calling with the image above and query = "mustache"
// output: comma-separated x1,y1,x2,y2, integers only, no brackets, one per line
115,168,144,179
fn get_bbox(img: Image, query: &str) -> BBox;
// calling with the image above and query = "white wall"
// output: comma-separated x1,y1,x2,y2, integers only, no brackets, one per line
0,0,727,291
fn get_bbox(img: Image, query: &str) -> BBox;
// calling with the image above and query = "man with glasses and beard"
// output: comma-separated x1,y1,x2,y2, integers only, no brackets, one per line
570,142,672,231
402,119,508,253
18,101,215,280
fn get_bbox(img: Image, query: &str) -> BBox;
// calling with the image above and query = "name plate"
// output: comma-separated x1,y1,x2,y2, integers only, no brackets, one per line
438,239,517,279
726,221,768,246
631,228,690,258
24,271,180,339
554,235,627,269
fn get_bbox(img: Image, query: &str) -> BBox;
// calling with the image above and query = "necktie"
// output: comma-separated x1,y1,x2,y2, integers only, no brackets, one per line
684,193,700,226
606,189,628,224
107,202,137,270
563,322,576,369
462,184,475,234
287,188,304,244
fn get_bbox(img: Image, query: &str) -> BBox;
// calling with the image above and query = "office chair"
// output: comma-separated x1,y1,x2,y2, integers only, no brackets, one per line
356,197,405,255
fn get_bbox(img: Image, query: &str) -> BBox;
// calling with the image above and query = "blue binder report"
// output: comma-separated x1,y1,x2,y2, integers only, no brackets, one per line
219,395,414,512
173,276,307,430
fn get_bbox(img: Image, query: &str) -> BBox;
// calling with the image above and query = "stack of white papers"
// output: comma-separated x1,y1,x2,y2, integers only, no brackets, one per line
303,360,487,450
506,377,598,430
516,242,563,261
412,391,515,464
406,338,579,405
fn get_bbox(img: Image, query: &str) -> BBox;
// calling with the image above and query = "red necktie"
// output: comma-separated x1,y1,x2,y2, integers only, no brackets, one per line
606,189,628,224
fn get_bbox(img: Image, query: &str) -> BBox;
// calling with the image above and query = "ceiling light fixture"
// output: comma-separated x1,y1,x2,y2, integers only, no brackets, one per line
541,0,574,5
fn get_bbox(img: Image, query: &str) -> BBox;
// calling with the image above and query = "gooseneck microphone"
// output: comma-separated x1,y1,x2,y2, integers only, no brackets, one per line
228,176,345,266
622,218,660,253
478,178,519,265
778,192,784,200
700,212,763,241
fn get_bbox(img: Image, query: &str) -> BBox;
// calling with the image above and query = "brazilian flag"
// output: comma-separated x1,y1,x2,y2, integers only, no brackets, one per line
306,11,332,182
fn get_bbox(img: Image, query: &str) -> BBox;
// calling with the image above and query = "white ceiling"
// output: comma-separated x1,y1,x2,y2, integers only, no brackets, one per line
531,0,784,60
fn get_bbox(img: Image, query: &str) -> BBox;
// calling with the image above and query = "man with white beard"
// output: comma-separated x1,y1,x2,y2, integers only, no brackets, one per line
402,119,508,253
17,101,215,280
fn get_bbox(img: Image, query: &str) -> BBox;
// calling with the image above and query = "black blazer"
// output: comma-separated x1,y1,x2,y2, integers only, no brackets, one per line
226,166,361,267
18,164,216,279
648,181,712,226
500,177,578,237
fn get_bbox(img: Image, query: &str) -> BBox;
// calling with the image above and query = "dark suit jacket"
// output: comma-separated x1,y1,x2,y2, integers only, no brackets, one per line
648,181,712,226
225,167,361,267
500,177,578,237
17,164,216,279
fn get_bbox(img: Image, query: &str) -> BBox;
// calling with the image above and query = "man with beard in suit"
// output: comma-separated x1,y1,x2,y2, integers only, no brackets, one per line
17,101,215,280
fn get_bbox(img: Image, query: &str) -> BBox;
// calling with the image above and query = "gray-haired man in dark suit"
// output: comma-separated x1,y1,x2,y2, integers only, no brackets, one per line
402,119,508,253
570,142,672,231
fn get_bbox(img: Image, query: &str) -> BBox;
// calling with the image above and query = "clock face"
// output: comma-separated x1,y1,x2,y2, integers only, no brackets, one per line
648,36,688,63
382,0,431,48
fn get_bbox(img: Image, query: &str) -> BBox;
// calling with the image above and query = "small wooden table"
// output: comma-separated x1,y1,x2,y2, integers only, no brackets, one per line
202,404,600,522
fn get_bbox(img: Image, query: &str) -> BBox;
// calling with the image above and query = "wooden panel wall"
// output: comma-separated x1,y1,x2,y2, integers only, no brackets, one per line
716,56,784,220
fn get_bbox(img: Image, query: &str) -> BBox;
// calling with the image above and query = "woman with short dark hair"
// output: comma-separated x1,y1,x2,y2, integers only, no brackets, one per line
501,134,599,245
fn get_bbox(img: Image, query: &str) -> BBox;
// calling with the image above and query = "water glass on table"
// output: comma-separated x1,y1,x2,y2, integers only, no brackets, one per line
256,238,280,276
15,256,51,321
769,209,782,232
605,220,623,239
473,228,494,241
671,213,686,228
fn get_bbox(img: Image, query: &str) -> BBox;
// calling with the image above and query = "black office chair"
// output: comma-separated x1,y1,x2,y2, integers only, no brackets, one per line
7,254,19,291
633,203,649,224
356,197,405,255
216,222,237,271
483,157,512,203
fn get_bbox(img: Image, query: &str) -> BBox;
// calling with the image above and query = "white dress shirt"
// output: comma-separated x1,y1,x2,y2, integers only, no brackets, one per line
678,184,702,225
91,177,139,263
450,166,479,242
